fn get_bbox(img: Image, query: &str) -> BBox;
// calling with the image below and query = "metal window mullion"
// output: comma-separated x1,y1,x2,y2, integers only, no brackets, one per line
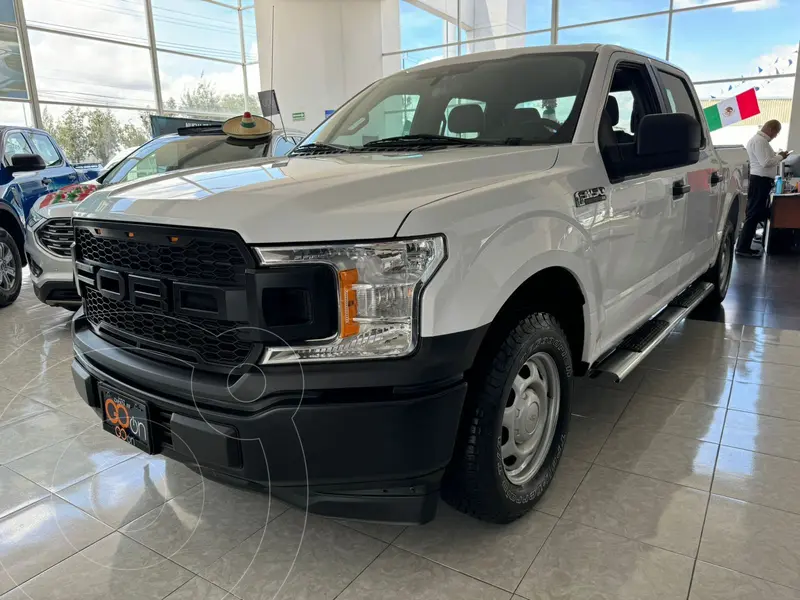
239,7,248,111
666,0,673,60
14,0,41,126
457,0,461,56
551,0,558,44
144,0,163,114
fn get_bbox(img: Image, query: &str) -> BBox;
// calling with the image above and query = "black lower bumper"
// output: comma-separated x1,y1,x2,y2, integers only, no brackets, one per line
33,279,81,306
72,312,483,524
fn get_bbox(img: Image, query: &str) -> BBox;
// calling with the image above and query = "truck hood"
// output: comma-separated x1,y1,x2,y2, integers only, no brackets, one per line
74,147,559,243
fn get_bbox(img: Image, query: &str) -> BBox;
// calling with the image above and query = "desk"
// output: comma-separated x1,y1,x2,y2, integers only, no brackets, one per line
767,193,800,254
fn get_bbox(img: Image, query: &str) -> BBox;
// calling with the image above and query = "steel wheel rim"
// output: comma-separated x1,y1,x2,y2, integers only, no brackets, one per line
719,230,732,294
501,351,561,486
0,242,15,292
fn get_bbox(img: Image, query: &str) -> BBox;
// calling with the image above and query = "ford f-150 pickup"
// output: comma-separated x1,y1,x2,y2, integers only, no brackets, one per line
70,44,748,525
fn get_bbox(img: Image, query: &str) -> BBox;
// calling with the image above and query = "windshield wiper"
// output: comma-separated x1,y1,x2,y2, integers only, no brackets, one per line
290,142,353,155
361,134,503,148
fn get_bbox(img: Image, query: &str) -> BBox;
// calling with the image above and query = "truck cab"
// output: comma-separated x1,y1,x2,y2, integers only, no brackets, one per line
0,126,86,306
69,44,748,525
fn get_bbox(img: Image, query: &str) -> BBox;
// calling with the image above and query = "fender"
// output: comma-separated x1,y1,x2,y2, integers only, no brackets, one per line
400,172,602,364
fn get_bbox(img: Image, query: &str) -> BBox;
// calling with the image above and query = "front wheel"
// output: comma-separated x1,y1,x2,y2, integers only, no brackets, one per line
703,217,735,306
0,228,22,307
443,313,572,523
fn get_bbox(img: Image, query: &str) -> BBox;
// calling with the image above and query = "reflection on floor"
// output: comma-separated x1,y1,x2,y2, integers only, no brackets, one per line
6,274,800,598
691,254,800,330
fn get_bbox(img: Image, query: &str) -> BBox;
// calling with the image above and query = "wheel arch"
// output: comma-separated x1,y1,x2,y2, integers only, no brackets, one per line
0,204,26,267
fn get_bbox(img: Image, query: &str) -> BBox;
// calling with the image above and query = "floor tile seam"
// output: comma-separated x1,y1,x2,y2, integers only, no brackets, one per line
725,405,800,426
595,419,722,445
3,435,140,494
50,455,178,525
331,544,394,600
0,424,94,470
692,559,800,594
382,544,520,595
0,528,118,594
584,460,715,493
508,467,596,596
685,409,726,600
334,520,406,544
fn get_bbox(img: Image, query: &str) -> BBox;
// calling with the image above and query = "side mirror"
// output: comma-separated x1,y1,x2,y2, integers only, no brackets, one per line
636,113,702,170
9,153,46,173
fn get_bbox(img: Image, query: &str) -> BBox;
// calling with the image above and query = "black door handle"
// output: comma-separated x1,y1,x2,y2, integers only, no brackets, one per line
673,181,691,198
41,177,52,185
710,171,721,186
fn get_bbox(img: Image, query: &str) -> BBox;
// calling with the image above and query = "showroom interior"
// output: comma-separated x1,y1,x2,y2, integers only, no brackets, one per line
3,0,800,599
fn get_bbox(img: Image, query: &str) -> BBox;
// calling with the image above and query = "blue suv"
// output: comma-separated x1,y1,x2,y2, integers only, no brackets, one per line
0,126,88,307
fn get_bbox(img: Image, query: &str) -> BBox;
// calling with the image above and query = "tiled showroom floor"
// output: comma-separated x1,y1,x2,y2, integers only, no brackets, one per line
6,261,800,599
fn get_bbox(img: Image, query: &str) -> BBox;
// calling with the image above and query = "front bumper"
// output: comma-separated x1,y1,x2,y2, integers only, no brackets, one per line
25,225,79,307
72,310,485,524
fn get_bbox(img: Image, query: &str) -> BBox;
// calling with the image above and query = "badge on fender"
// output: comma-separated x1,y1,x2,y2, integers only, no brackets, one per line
574,187,607,207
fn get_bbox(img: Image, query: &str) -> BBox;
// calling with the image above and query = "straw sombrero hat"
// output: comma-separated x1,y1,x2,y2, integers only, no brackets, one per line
222,112,274,138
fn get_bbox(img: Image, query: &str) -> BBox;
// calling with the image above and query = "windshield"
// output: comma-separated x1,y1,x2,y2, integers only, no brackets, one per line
102,134,271,185
298,51,596,151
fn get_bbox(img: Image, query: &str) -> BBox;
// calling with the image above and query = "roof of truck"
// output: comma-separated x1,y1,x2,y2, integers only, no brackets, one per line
0,125,49,136
401,43,670,73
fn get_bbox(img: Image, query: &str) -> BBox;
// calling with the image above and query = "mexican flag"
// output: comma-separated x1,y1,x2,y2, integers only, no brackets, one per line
704,88,760,132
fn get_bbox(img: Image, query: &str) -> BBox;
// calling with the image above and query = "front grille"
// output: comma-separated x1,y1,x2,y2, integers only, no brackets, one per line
75,227,247,284
37,218,73,257
74,221,257,371
84,288,252,367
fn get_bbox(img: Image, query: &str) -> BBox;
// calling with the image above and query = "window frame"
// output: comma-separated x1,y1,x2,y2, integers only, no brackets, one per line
595,54,670,181
26,132,64,168
2,129,33,165
652,64,709,150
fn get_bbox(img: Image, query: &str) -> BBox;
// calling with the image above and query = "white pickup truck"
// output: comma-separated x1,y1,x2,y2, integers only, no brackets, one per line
70,44,748,525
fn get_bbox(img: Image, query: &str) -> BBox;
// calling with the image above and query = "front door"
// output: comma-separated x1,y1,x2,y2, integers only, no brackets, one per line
25,131,79,193
593,55,686,353
3,130,46,219
656,66,721,282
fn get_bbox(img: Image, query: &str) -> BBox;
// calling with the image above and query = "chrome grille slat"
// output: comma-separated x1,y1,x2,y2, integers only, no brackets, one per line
37,218,74,257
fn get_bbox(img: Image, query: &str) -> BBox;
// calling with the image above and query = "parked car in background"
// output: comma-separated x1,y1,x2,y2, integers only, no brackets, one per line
26,121,305,309
0,125,90,307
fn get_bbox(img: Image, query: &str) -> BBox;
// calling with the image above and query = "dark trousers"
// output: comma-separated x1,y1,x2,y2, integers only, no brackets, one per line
737,175,774,252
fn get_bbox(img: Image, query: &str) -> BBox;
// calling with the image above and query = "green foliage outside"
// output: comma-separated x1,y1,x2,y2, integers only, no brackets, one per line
42,79,259,164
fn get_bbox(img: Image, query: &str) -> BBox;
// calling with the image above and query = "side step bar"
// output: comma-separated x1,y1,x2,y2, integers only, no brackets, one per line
591,281,714,382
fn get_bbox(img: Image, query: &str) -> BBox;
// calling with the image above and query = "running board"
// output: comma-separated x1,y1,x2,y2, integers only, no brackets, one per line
591,281,714,382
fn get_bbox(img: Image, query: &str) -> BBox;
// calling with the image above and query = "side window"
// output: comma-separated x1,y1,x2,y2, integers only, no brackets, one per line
272,136,296,157
659,69,705,145
29,133,62,166
598,62,661,178
4,132,32,161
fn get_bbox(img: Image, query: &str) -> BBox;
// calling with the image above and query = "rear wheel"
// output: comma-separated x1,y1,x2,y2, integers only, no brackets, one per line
0,228,22,307
703,217,735,306
443,313,572,523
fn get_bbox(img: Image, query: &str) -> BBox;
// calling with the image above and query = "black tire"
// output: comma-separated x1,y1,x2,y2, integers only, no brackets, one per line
703,216,735,306
0,227,22,307
442,313,572,523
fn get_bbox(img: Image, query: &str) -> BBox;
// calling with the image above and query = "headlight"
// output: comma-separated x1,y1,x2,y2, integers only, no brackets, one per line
255,236,446,363
27,208,45,228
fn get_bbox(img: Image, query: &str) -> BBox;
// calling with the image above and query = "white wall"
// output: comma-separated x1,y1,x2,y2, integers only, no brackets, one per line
254,0,385,128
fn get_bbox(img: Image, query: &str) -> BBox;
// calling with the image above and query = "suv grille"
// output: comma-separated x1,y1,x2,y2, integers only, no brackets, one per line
75,228,247,284
37,218,73,257
84,288,252,367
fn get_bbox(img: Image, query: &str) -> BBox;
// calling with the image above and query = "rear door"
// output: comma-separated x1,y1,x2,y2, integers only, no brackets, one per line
25,131,80,192
654,66,720,283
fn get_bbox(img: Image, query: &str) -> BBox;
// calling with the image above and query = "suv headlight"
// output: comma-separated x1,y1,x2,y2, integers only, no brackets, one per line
27,208,45,228
255,236,446,363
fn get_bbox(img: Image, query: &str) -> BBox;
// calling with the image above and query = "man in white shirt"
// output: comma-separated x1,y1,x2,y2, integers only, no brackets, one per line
736,119,790,257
